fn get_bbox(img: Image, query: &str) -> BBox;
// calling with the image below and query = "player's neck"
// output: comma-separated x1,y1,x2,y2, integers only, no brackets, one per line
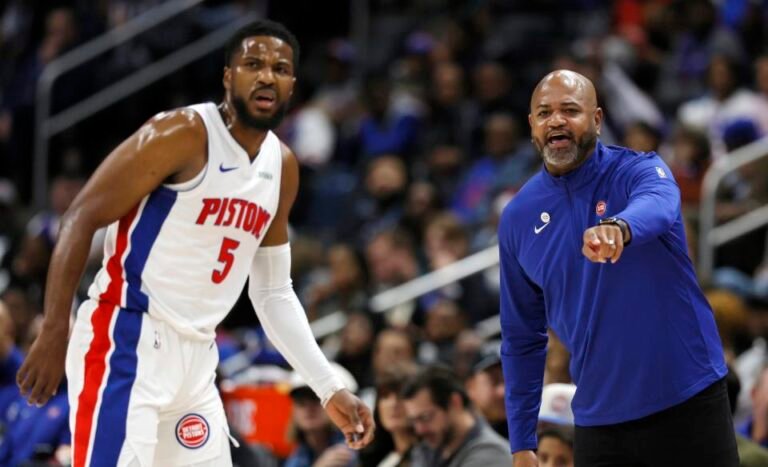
218,102,269,160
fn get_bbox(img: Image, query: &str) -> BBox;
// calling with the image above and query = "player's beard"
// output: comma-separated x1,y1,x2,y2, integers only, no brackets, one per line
536,130,597,174
232,94,288,130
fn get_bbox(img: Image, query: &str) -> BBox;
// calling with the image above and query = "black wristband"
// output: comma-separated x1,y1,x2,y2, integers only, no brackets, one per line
598,217,631,246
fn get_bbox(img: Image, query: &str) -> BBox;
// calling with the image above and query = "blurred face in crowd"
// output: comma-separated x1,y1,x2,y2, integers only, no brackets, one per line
473,62,509,103
291,388,329,433
529,70,602,177
623,123,660,154
537,434,574,467
373,330,415,377
484,113,518,158
466,365,506,423
340,312,373,357
327,244,363,291
377,387,410,434
708,55,737,100
755,56,768,96
404,388,454,449
425,300,465,343
366,156,407,201
224,35,295,130
752,368,768,427
432,62,465,106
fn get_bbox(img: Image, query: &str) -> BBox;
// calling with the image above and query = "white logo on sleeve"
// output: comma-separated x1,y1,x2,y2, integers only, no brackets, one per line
534,212,551,234
655,166,667,178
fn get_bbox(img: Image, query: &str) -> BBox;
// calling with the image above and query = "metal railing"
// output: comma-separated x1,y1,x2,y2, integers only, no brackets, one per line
698,137,768,284
312,244,501,340
32,0,264,208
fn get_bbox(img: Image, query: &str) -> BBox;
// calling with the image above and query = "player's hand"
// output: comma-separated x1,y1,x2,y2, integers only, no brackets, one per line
582,225,624,264
312,444,355,467
324,389,375,449
16,326,68,406
513,450,538,467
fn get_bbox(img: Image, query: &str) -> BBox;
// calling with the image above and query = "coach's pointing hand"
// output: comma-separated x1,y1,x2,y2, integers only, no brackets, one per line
582,225,624,264
17,326,68,406
325,389,375,449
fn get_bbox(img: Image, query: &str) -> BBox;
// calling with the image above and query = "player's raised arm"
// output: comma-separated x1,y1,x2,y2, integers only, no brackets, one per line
16,109,207,406
248,143,375,449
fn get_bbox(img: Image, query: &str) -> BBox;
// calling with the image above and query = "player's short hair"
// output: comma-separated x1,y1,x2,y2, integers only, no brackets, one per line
224,19,300,69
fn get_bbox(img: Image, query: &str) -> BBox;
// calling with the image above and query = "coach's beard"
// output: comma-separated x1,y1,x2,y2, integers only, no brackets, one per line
539,132,597,174
233,95,288,131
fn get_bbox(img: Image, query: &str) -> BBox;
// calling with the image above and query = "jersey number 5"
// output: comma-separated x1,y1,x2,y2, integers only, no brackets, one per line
212,237,240,283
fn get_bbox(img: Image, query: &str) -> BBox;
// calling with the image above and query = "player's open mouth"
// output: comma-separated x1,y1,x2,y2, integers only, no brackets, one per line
253,90,277,110
547,132,572,149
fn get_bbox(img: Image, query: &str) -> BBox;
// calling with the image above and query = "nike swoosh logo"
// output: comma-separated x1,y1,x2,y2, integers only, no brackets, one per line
534,223,550,234
219,163,238,173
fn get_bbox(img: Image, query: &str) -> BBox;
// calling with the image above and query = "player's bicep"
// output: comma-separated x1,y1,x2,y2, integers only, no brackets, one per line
261,143,299,247
66,110,205,230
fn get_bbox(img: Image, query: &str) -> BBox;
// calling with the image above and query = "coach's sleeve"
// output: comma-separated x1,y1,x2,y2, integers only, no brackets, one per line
614,153,681,246
498,209,548,453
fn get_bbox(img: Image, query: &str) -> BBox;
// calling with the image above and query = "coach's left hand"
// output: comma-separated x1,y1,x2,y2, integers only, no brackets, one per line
582,225,624,264
325,389,375,449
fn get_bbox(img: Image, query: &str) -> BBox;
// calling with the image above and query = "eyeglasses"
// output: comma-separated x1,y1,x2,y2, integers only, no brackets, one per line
407,409,439,426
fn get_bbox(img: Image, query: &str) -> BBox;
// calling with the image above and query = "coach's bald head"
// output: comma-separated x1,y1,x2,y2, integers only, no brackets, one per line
528,70,603,176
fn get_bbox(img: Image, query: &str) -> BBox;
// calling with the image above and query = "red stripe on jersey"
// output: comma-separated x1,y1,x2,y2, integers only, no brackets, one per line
100,205,139,305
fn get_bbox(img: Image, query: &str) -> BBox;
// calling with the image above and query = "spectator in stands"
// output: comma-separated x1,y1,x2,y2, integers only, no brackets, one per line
306,243,368,321
285,363,360,467
421,212,498,323
536,427,574,467
465,345,508,438
372,328,418,390
342,155,408,246
420,299,466,366
402,366,512,466
363,361,419,467
335,312,376,390
738,365,768,449
726,367,768,467
678,54,768,156
0,299,70,466
422,62,477,156
356,75,421,162
451,113,536,226
666,125,711,209
623,120,662,154
364,228,421,325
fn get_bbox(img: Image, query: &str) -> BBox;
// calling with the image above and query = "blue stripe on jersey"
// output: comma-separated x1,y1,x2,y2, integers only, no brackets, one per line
91,308,143,466
124,187,177,311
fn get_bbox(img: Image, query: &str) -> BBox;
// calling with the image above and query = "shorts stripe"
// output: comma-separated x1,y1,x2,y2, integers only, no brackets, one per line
72,303,118,467
90,309,143,466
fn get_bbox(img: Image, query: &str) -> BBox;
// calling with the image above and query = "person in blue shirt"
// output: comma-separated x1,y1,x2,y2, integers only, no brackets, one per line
0,302,70,466
498,70,738,467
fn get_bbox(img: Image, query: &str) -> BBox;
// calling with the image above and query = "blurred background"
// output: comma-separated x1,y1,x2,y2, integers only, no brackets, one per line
0,0,767,465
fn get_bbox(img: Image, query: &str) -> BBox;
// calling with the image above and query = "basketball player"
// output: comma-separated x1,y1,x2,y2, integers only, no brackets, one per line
16,20,374,466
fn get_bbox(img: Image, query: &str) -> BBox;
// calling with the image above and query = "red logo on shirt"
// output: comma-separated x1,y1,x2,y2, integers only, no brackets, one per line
595,201,607,216
176,414,210,449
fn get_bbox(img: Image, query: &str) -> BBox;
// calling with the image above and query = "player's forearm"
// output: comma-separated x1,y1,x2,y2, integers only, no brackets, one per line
41,211,96,334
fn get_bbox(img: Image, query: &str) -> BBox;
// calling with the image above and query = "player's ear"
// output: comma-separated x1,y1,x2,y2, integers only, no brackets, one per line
222,67,232,92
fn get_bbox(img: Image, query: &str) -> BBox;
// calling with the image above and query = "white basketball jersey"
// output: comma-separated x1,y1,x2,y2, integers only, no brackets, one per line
88,102,283,339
